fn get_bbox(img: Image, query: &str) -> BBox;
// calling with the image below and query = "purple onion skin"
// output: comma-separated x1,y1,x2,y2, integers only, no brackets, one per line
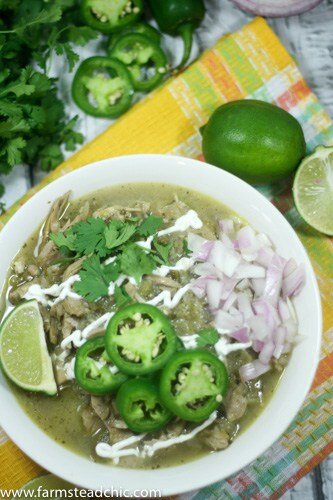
232,0,323,17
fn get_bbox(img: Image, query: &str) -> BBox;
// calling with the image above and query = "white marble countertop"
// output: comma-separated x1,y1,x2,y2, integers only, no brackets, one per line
1,0,332,497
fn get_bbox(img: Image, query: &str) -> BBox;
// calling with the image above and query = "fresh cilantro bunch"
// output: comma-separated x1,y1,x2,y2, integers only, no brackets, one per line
0,0,98,199
51,214,174,301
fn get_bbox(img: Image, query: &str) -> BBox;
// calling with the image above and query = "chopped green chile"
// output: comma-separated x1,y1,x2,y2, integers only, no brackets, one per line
81,0,143,34
74,337,127,395
116,378,172,432
105,303,177,375
72,56,133,118
159,349,229,422
109,33,168,92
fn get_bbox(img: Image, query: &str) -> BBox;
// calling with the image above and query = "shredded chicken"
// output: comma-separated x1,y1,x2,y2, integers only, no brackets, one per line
93,202,150,221
225,384,248,422
81,407,103,435
62,314,79,339
199,422,230,450
62,256,86,281
146,275,181,289
124,282,145,302
37,240,60,268
41,192,71,241
91,396,111,421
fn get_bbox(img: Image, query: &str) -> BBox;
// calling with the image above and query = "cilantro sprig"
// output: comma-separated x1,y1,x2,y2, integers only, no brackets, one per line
0,0,98,200
51,214,169,301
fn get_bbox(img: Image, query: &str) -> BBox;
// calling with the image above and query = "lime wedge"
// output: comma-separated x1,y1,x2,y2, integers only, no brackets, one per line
18,474,74,498
293,145,333,235
0,300,57,395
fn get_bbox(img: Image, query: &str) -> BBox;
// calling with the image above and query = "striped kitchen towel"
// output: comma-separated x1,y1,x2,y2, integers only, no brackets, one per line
0,17,332,499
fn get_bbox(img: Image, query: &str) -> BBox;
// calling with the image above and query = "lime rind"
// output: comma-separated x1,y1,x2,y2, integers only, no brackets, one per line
293,145,333,236
0,300,57,395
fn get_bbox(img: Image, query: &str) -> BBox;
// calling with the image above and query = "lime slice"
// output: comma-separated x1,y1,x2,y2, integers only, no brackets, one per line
293,145,333,235
18,474,74,498
0,300,57,395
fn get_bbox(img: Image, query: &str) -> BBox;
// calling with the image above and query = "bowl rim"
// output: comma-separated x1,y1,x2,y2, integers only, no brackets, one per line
0,154,322,495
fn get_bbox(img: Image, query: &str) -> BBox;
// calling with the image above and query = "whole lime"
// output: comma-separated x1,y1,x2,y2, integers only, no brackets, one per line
201,100,306,184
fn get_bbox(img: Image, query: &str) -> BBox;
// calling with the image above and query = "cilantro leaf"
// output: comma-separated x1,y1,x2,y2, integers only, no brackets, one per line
153,237,172,265
114,285,132,308
72,218,108,257
183,239,192,256
74,255,118,302
137,215,163,237
119,244,157,283
196,328,219,348
67,26,99,46
50,229,77,252
105,220,137,250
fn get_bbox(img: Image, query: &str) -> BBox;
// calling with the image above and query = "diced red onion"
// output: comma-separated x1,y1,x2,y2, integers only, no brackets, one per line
252,340,264,353
278,299,290,323
263,254,285,306
273,326,287,359
219,219,234,234
284,318,298,341
215,310,243,332
237,292,253,320
239,360,271,382
219,233,234,249
248,315,271,341
256,233,273,248
282,264,305,297
235,264,266,280
222,291,237,311
283,258,298,278
231,0,323,17
206,279,224,310
236,278,250,291
237,226,258,261
188,219,304,368
230,327,250,343
251,278,266,296
194,262,219,278
259,341,275,364
255,247,274,267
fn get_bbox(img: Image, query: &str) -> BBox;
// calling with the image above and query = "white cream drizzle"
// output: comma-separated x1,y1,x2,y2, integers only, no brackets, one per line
60,312,114,350
95,411,217,463
181,334,199,349
214,336,252,361
23,275,81,307
146,283,191,309
157,210,203,237
152,257,194,277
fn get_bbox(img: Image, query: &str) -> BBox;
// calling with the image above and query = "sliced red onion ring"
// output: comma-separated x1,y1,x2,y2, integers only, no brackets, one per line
239,360,271,382
232,0,323,17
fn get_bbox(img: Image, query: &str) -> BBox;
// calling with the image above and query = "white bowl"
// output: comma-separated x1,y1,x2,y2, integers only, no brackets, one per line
0,155,321,495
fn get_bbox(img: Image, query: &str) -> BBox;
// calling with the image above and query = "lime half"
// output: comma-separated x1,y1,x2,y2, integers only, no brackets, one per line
293,145,333,235
0,300,57,395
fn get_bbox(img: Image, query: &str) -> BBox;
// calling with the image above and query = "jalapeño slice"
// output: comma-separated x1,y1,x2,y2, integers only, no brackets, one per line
72,56,133,118
81,0,143,34
105,303,177,375
74,336,127,395
116,378,172,433
159,349,229,422
109,33,168,92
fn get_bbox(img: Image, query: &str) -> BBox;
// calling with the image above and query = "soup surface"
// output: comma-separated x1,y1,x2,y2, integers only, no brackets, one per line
1,183,298,469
